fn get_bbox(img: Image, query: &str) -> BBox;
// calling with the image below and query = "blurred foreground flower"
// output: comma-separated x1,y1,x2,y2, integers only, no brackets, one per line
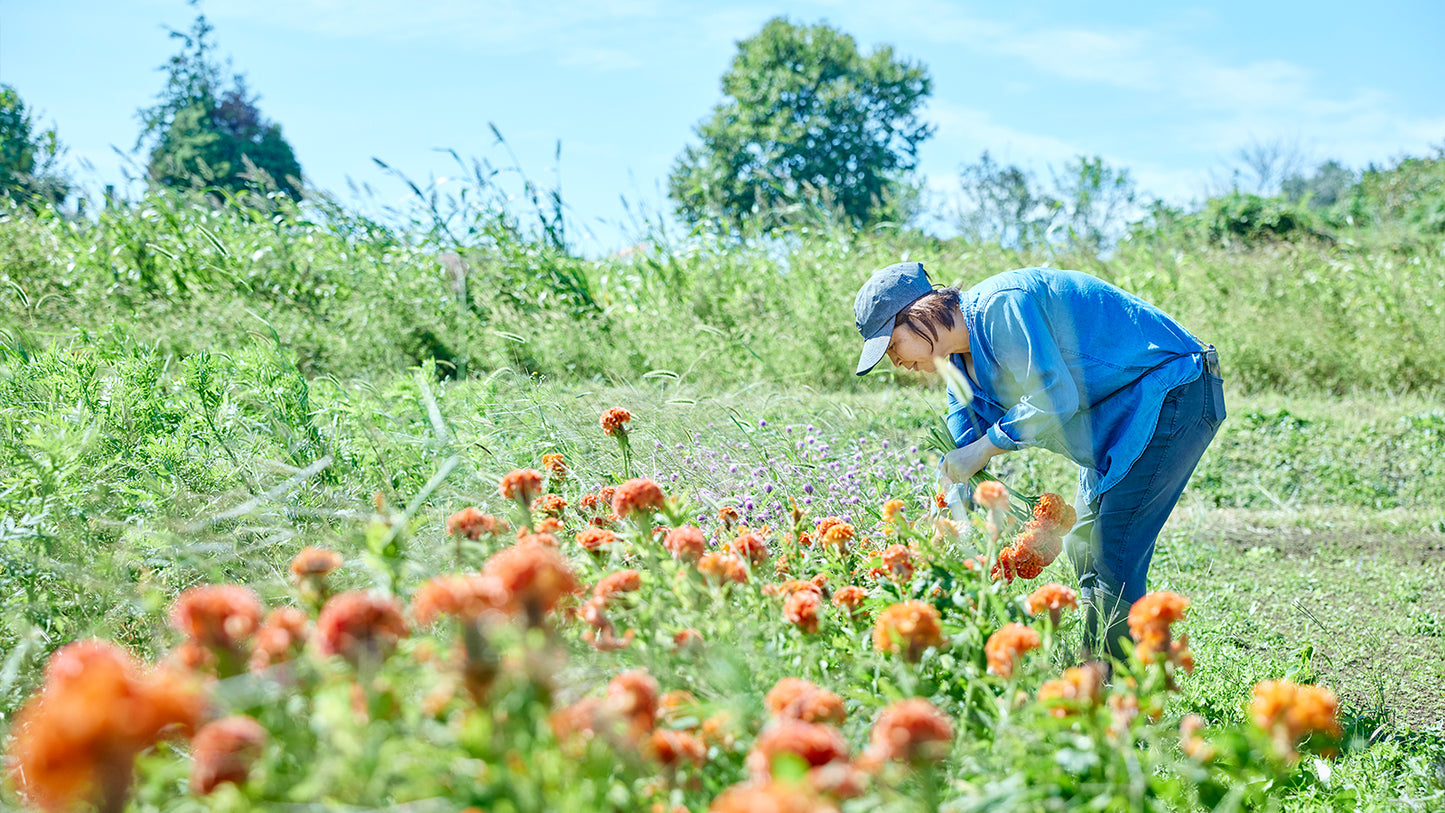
872,601,943,661
315,592,409,668
190,716,267,796
1249,679,1341,761
985,623,1041,678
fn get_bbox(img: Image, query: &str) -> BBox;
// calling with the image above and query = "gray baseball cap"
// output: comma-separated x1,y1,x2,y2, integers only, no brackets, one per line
854,261,935,376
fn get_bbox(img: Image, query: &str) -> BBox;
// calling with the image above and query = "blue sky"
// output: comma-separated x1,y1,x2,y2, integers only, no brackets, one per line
3,0,1442,251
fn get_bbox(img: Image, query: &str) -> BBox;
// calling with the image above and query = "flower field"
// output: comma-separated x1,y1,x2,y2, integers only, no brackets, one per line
3,405,1364,812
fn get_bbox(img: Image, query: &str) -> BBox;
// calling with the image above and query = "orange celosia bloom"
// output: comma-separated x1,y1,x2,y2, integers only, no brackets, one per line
289,547,344,578
933,492,947,510
594,569,643,601
446,507,509,539
1127,591,1192,668
498,469,544,502
973,481,1009,511
697,552,749,585
550,696,604,745
747,720,851,778
673,628,704,650
784,589,823,634
531,493,568,517
1179,713,1215,761
1025,583,1079,619
872,601,944,661
248,607,310,672
1036,663,1106,717
864,698,954,764
580,596,634,652
648,728,707,767
514,530,561,548
612,477,666,518
765,678,847,725
880,545,914,583
600,407,632,435
481,542,580,624
410,574,507,626
605,669,659,737
169,585,264,651
534,517,564,535
813,516,842,540
541,453,568,482
575,526,619,553
985,623,1042,678
718,505,741,526
832,585,868,613
881,499,907,524
578,493,602,512
1031,493,1076,533
709,780,841,813
821,523,855,550
730,531,769,565
767,579,821,598
1248,680,1342,760
190,715,267,795
314,592,409,667
664,525,707,563
1013,527,1063,565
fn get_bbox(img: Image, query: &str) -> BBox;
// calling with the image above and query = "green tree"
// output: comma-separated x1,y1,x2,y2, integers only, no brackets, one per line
668,17,933,231
0,84,69,205
138,10,303,199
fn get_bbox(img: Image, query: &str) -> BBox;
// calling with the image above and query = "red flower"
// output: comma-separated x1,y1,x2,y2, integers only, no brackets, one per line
765,677,847,725
612,477,666,517
664,525,707,562
481,541,581,624
863,698,954,765
730,531,769,565
190,716,267,795
169,585,263,651
314,592,409,667
747,720,850,778
784,589,823,634
984,623,1041,678
600,407,633,436
498,469,544,502
446,507,509,539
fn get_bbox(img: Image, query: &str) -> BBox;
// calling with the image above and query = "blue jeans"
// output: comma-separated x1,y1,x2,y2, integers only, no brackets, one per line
1064,369,1227,660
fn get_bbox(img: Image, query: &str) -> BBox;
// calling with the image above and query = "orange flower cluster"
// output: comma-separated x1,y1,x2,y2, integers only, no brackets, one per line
784,589,823,634
872,601,944,661
605,669,660,738
1179,713,1215,762
541,452,568,482
612,477,666,517
1025,582,1079,626
249,607,310,672
881,499,906,525
482,541,581,625
411,574,507,626
170,585,264,654
600,407,632,436
7,641,204,812
499,468,544,503
746,719,850,779
718,505,741,527
575,526,619,553
832,585,868,614
664,525,707,562
315,592,409,667
991,492,1075,583
531,493,567,518
861,698,954,765
446,507,509,540
647,728,707,768
813,517,844,544
766,677,847,725
1127,591,1194,674
190,715,267,795
985,623,1041,678
289,547,343,578
594,569,642,601
730,531,769,565
697,552,749,585
973,481,1009,511
880,545,914,583
1248,680,1341,760
1036,663,1106,718
709,781,840,813
820,523,855,551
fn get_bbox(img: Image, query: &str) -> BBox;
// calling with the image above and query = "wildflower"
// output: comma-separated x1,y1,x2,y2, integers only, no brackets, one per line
1013,526,1063,566
747,720,850,778
248,607,310,672
872,601,944,661
541,452,568,482
590,513,620,528
190,716,267,795
594,569,642,601
700,711,738,750
314,592,409,667
718,505,741,527
820,523,855,551
531,493,568,518
289,547,343,578
985,623,1041,678
498,469,544,503
600,407,633,436
664,525,707,563
648,728,707,768
1036,663,1106,718
880,545,914,583
673,629,704,651
1025,583,1079,626
832,585,868,614
862,698,954,765
446,507,509,539
1127,591,1193,673
1248,680,1341,761
612,477,666,518
697,552,749,585
709,781,840,813
169,585,264,653
934,492,947,510
973,481,1009,511
784,589,823,634
730,531,769,565
411,574,507,626
765,678,846,725
576,526,619,553
605,669,659,738
882,499,907,524
814,516,843,541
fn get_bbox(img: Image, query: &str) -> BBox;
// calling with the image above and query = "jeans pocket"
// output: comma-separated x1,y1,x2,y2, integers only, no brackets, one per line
1204,373,1227,426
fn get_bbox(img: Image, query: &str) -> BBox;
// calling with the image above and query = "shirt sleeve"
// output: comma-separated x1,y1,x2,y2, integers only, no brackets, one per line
979,289,1080,451
944,387,986,448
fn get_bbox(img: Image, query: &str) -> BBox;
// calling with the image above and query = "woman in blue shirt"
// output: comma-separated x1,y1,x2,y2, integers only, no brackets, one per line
854,262,1226,660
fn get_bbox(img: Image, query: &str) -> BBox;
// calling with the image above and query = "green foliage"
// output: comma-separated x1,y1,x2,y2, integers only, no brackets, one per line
668,17,933,232
956,152,1137,252
139,12,303,199
0,85,69,206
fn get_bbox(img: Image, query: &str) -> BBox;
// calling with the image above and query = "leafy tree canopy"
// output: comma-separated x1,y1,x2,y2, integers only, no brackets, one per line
138,9,303,200
0,84,69,205
668,17,933,232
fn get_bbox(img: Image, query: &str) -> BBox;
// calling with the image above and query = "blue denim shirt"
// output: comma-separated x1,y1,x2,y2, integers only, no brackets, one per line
944,268,1207,504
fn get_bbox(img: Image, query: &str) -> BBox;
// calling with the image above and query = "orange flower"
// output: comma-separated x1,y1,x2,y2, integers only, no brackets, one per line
1013,526,1063,566
872,601,944,661
784,589,823,634
765,678,847,725
1248,680,1342,761
600,407,632,436
1025,583,1079,624
767,579,822,598
605,669,659,737
481,541,580,624
289,547,343,578
820,523,855,551
531,493,568,517
1127,591,1192,670
648,728,707,767
985,623,1041,678
973,481,1009,511
314,592,409,667
1179,713,1215,761
580,596,634,652
1031,492,1076,532
594,569,643,601
498,469,544,502
579,493,603,512
576,526,619,553
411,574,507,626
747,720,850,778
880,545,914,583
934,492,947,510
673,628,704,651
730,531,769,566
535,517,564,535
612,477,666,517
832,585,868,613
881,499,907,524
1036,663,1106,717
169,585,263,651
697,552,749,585
718,505,741,526
813,516,843,539
248,607,309,672
446,507,509,539
664,525,707,562
709,781,840,813
863,698,954,765
190,715,267,795
541,452,568,482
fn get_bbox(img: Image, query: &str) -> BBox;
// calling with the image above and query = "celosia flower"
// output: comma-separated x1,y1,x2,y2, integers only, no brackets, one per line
498,469,544,503
1179,713,1215,761
612,477,666,518
600,407,632,436
765,678,847,725
673,628,704,651
697,552,749,585
169,585,264,652
578,493,603,512
1025,582,1079,626
730,531,769,565
1127,591,1192,671
1036,662,1106,718
410,574,507,626
746,720,850,778
541,452,568,482
604,669,659,738
832,585,868,614
1248,680,1341,761
530,493,568,518
973,481,1009,511
594,569,642,601
648,728,708,767
767,579,822,598
1032,492,1076,533
664,526,707,563
821,523,855,551
482,541,581,625
515,530,561,547
1013,527,1063,565
784,589,823,634
872,600,944,661
576,526,619,553
863,698,954,765
190,715,267,795
314,592,409,667
709,781,840,813
289,547,343,578
880,545,914,583
534,517,564,535
718,505,741,527
881,499,906,524
446,507,508,539
580,595,634,651
985,623,1041,678
248,607,310,672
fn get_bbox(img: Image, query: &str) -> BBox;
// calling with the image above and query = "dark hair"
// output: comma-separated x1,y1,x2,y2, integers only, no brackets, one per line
893,287,962,350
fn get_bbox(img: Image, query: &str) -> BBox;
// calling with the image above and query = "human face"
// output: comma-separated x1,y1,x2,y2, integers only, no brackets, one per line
885,324,938,373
